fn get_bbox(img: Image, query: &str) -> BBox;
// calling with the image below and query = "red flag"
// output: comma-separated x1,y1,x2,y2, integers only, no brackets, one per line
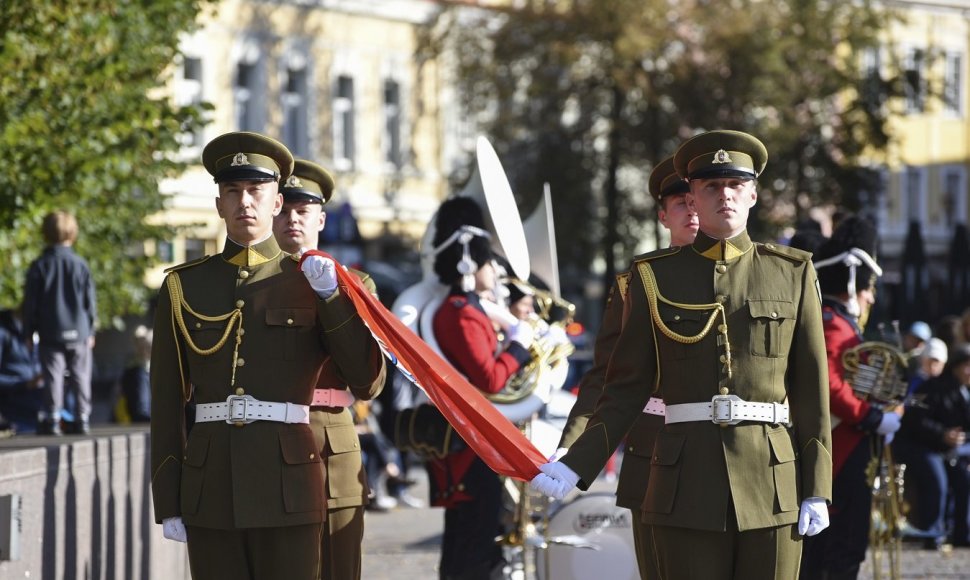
301,251,544,481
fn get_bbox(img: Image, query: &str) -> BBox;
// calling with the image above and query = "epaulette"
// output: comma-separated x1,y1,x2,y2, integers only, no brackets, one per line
631,246,680,264
163,255,211,274
757,242,811,263
615,271,632,298
349,267,378,297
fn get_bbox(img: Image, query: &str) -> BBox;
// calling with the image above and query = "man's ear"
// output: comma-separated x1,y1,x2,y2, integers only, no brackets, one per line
318,211,327,232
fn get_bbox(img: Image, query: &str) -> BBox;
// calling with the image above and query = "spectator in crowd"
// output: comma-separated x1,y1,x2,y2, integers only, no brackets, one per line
904,321,933,359
505,279,535,321
935,315,965,352
120,325,152,423
895,343,970,549
909,337,949,396
961,307,970,349
23,210,97,435
0,304,44,434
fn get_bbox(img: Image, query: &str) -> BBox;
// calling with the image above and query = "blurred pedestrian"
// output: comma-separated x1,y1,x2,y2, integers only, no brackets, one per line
23,210,97,435
909,337,949,396
935,315,965,352
120,325,152,423
0,304,44,434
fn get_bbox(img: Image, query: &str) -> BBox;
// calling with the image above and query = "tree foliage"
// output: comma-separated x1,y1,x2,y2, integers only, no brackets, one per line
423,0,905,289
0,0,213,326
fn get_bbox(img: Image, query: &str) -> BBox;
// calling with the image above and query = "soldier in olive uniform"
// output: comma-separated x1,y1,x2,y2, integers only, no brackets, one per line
150,132,386,580
273,159,384,580
533,130,832,579
554,156,697,580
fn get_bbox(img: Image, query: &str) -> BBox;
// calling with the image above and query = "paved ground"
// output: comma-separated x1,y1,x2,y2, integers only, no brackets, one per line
361,467,970,580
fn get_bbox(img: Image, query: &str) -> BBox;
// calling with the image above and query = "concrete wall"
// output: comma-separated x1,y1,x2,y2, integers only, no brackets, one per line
0,426,190,580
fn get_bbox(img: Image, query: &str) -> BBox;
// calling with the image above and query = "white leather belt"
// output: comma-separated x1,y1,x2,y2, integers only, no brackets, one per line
196,395,310,425
642,397,666,416
311,388,355,408
665,394,790,426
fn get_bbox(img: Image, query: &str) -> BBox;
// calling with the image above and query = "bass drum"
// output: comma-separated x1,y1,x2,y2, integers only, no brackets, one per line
536,493,638,580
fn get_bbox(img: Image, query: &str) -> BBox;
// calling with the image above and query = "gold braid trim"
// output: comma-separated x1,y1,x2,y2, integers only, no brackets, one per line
166,272,244,386
638,261,733,382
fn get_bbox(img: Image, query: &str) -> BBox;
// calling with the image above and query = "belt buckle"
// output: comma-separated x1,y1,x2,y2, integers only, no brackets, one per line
711,394,742,425
226,394,256,425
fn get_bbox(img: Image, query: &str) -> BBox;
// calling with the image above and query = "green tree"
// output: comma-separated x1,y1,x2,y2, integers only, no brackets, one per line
423,0,905,295
0,0,213,325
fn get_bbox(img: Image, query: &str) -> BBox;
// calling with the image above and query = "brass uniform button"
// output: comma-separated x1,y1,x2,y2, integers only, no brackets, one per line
195,322,201,329
286,318,294,325
235,422,245,428
309,453,315,460
719,354,727,363
237,328,245,336
236,358,245,367
235,387,245,396
673,315,681,321
770,312,778,319
716,264,727,273
718,324,727,334
235,299,245,308
766,243,775,250
239,270,250,279
719,387,729,395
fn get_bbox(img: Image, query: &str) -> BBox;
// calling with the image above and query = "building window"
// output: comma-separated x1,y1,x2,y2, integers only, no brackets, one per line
860,47,884,110
384,79,402,169
185,238,206,262
943,52,964,116
904,165,927,224
903,48,926,114
234,52,263,131
942,166,968,227
177,56,205,147
157,240,174,263
282,62,309,157
333,75,356,170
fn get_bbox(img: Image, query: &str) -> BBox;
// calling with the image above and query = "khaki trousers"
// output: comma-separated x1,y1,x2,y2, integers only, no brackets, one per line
186,523,322,580
321,506,365,580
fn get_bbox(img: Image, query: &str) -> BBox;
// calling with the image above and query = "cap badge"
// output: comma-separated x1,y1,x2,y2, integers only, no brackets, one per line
285,176,303,188
231,152,250,166
712,149,733,164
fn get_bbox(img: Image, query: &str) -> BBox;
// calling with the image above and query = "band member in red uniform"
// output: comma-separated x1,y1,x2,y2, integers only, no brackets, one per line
427,197,534,580
800,215,902,580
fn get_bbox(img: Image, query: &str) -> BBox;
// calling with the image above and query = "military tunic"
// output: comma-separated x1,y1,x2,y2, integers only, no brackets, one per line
311,270,386,580
561,231,831,535
150,236,385,533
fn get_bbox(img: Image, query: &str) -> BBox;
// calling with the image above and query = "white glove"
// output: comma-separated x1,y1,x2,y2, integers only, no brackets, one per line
529,461,580,499
300,250,338,298
543,325,571,347
162,516,187,543
876,412,901,436
548,447,569,462
797,497,829,536
508,321,534,350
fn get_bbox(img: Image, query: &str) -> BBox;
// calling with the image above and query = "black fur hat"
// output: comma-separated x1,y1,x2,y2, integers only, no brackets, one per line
431,197,493,286
814,215,879,296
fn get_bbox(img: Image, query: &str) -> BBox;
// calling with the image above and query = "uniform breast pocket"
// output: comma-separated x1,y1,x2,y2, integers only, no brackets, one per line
659,310,709,359
185,320,231,369
266,308,319,361
747,300,796,358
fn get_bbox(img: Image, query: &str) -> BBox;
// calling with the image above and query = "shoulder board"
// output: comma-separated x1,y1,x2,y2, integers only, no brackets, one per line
163,255,212,274
757,242,811,262
348,267,378,296
631,246,680,264
615,271,632,298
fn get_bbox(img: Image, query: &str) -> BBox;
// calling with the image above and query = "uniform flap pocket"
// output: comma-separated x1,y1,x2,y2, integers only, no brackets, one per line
184,434,210,467
660,309,707,325
279,429,321,465
747,300,796,320
186,317,225,332
265,307,315,327
651,432,686,466
327,423,361,454
767,427,796,464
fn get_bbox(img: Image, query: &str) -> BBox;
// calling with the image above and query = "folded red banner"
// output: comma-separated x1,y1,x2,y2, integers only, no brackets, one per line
300,250,544,481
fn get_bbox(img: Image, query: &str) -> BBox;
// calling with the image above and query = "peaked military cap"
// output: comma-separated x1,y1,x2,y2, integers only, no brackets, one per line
280,159,335,204
673,130,767,181
202,131,295,183
648,156,690,203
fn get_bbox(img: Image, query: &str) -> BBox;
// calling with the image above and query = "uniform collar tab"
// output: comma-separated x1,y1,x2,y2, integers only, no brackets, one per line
693,230,752,261
222,236,282,267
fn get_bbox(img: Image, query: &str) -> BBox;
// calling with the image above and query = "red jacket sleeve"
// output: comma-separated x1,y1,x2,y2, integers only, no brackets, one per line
433,300,523,394
825,314,872,426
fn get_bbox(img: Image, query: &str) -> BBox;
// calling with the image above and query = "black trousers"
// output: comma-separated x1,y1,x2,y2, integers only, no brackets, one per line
439,457,504,580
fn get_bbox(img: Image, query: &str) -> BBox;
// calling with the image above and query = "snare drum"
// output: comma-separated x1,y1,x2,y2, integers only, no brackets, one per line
535,493,638,580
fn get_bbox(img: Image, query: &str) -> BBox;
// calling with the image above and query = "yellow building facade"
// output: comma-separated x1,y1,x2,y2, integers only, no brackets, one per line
149,0,455,289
